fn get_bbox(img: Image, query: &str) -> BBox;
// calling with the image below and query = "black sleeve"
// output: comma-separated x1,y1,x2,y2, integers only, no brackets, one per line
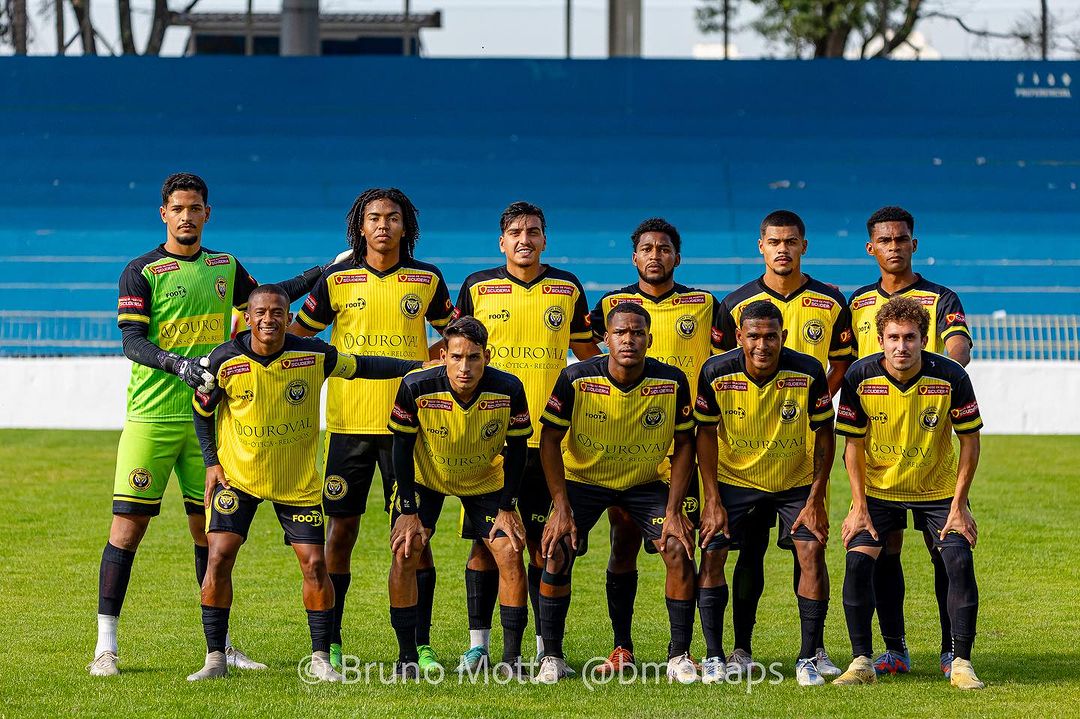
717,300,738,351
539,370,575,428
121,325,168,370
391,431,419,515
569,279,592,341
499,435,528,511
354,355,424,380
425,268,456,330
589,297,606,342
275,264,324,303
835,372,868,436
709,296,725,352
193,407,220,467
455,282,474,318
230,259,261,309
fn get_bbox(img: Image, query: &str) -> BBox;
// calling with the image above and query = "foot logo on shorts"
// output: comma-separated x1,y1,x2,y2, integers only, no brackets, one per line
214,489,239,515
683,496,699,514
128,468,153,491
324,476,348,500
285,379,309,405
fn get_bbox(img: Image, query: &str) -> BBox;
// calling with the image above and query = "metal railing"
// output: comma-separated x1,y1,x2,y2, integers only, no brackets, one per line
967,314,1080,361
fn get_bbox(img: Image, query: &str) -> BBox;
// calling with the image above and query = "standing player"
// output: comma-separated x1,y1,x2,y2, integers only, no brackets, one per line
453,202,597,672
694,301,835,686
536,303,698,684
833,297,984,690
90,173,326,676
848,206,972,677
715,210,853,677
586,218,723,674
387,317,531,677
187,284,423,681
290,188,455,673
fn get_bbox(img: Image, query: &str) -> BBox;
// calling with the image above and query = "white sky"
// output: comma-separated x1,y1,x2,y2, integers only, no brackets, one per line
12,0,1080,58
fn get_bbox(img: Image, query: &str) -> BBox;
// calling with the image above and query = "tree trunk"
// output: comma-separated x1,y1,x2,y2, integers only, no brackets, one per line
874,0,922,57
144,0,171,55
70,0,96,54
816,24,851,57
12,0,28,54
117,0,136,54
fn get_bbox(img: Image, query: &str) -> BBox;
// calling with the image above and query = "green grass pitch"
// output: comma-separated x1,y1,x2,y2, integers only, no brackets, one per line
1,431,1078,718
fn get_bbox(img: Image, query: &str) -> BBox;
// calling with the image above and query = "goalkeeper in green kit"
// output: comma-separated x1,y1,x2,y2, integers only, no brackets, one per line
89,173,342,676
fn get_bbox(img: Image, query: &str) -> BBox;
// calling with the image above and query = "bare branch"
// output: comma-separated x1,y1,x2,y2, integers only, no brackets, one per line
923,10,1030,41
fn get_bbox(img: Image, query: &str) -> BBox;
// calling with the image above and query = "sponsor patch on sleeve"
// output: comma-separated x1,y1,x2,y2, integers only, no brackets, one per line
838,405,858,421
695,395,710,411
303,295,318,312
510,411,532,426
546,396,563,412
118,296,145,311
815,394,832,409
951,401,980,419
391,404,414,422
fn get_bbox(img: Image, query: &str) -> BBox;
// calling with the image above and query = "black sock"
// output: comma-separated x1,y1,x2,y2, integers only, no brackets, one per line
201,604,229,654
697,585,728,660
940,546,978,661
499,604,528,664
415,567,436,646
194,544,209,588
665,597,695,658
328,572,351,646
930,546,953,654
732,541,766,654
98,542,136,617
842,552,876,658
538,593,571,659
873,552,907,653
797,595,829,661
465,567,498,632
527,564,543,643
390,605,419,663
307,608,334,654
606,570,638,652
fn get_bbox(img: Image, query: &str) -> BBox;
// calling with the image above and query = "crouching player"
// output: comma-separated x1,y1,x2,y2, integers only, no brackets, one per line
187,284,423,681
387,316,532,678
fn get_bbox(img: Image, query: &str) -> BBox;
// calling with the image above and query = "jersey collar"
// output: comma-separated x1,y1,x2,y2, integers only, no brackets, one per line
874,352,928,393
740,351,783,388
598,357,650,394
874,273,925,299
621,282,689,304
360,258,405,278
234,330,288,367
754,274,813,303
498,264,551,290
158,244,204,262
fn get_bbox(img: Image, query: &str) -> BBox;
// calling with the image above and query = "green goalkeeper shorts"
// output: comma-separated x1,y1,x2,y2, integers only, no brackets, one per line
112,420,206,517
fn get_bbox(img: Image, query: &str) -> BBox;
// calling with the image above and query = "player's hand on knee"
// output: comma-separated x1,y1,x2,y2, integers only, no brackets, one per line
698,499,728,549
841,506,877,548
489,510,525,554
792,498,829,545
391,514,426,558
204,465,228,508
941,503,977,548
175,356,215,393
541,503,576,559
661,509,695,561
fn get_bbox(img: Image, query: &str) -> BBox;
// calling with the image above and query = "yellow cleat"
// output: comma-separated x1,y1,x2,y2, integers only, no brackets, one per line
949,658,985,690
832,656,876,686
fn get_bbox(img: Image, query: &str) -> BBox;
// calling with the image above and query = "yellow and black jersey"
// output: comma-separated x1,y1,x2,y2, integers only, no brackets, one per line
388,366,532,497
541,356,694,491
695,347,834,493
717,275,854,371
848,275,971,358
836,352,983,502
295,257,455,434
590,282,723,401
456,265,591,448
194,333,358,505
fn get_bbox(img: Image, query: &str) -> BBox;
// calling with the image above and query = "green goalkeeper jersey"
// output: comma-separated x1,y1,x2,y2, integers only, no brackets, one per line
117,245,259,422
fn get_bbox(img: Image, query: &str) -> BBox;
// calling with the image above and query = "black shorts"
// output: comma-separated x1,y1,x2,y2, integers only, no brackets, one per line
460,447,550,544
847,496,971,550
322,433,395,517
704,483,819,552
208,485,325,545
391,483,506,540
566,480,670,556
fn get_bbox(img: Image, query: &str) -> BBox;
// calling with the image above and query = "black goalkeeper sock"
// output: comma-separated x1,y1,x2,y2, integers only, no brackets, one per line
414,567,436,646
194,544,209,589
539,593,571,659
873,552,907,653
732,550,766,654
307,608,334,654
390,605,419,663
500,604,528,664
201,604,229,654
606,570,638,652
465,568,498,631
328,572,351,645
698,585,728,660
797,595,829,661
843,552,877,659
666,597,695,658
98,542,136,617
940,546,979,661
930,545,954,654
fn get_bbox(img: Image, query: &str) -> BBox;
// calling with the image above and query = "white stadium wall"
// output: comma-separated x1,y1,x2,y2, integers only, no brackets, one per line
0,357,1077,434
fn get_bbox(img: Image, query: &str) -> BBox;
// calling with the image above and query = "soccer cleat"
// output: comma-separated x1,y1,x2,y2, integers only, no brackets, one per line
87,651,119,677
393,662,419,681
534,655,572,684
494,657,530,681
416,644,443,674
949,658,985,690
795,657,825,686
941,651,955,678
815,648,842,677
872,649,911,676
700,656,729,685
308,651,344,683
726,648,754,679
187,651,228,681
455,645,489,675
226,645,268,670
666,653,699,684
329,643,343,672
832,656,876,686
596,646,635,677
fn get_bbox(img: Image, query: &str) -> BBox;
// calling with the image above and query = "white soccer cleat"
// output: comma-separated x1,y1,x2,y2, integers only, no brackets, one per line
815,648,842,677
87,651,119,677
700,656,727,685
187,651,228,681
796,657,825,686
666,653,699,684
308,651,344,683
226,645,268,670
533,655,572,684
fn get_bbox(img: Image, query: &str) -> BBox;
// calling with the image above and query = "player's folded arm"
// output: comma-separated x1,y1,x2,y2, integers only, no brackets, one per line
389,429,419,514
191,400,221,467
500,435,529,511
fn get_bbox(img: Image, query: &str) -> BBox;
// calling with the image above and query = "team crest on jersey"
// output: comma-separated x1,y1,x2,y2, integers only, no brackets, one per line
920,407,940,431
543,284,575,296
215,276,228,301
481,419,503,441
285,379,309,405
128,468,152,491
544,306,565,331
676,314,697,339
214,489,239,515
802,319,826,344
779,399,800,423
641,406,665,428
401,294,422,319
324,476,348,500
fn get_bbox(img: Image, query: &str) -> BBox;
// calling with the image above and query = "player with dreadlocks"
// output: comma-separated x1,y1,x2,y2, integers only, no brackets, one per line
291,188,456,672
